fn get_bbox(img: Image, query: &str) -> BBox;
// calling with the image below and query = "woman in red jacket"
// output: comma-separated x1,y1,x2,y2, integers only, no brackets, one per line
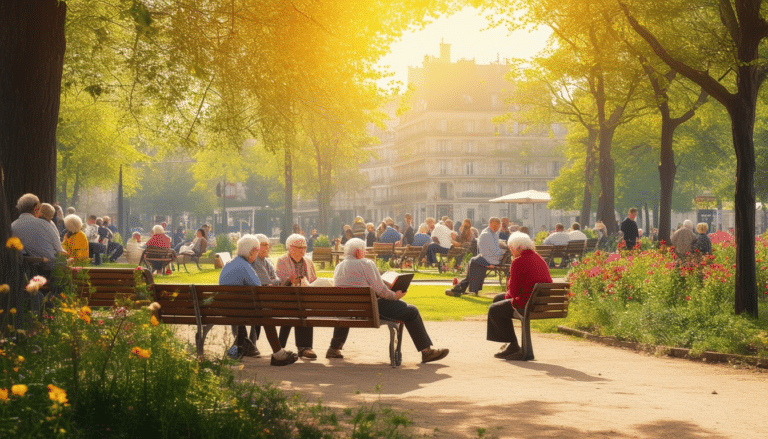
487,232,552,360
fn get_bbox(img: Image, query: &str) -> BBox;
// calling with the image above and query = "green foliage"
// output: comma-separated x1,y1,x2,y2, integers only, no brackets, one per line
213,234,234,254
534,231,548,245
314,235,332,248
112,232,124,247
565,233,768,355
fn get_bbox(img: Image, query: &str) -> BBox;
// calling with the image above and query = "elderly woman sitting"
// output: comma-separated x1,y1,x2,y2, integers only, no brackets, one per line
145,225,173,275
62,214,89,265
220,234,297,366
487,232,552,360
325,238,449,364
275,233,318,359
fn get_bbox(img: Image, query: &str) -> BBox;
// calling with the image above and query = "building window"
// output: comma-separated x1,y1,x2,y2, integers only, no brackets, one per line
523,163,530,175
439,119,447,133
440,183,449,199
466,161,475,175
466,141,476,153
437,140,449,152
552,161,561,176
465,120,475,133
497,161,504,175
439,161,448,175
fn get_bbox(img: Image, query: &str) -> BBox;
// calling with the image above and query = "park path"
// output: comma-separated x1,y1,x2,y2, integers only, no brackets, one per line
177,321,768,438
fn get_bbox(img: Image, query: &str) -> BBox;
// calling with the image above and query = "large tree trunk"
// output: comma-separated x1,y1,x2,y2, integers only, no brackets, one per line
730,101,757,317
579,129,598,228
281,146,293,243
596,126,618,234
657,117,676,244
0,1,66,218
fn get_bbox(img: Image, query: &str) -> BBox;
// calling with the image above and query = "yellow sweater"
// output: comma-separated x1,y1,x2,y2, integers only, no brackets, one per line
62,231,89,262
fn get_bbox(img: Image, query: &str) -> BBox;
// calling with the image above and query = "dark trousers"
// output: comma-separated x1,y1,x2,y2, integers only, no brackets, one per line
330,298,432,352
454,256,491,293
234,325,280,354
487,293,521,347
231,325,259,345
426,243,449,264
106,242,123,261
88,242,105,265
278,326,314,349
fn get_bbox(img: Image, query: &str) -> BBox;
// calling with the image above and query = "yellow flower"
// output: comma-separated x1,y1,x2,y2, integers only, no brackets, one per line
81,306,92,315
48,384,68,405
11,384,28,397
9,308,16,315
77,306,92,324
150,315,159,327
0,284,9,294
16,355,24,363
6,237,23,251
0,388,8,401
131,347,151,359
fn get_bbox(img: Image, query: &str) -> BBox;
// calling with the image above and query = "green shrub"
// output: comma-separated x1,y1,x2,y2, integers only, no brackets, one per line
565,232,768,356
213,233,235,254
314,235,331,247
534,231,548,245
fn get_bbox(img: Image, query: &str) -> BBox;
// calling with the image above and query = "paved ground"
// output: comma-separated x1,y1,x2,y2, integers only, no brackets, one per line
176,321,768,438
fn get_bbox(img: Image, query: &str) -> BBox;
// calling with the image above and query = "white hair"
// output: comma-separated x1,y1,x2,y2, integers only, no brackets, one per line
152,225,164,235
683,219,694,230
508,232,534,252
236,234,261,258
254,233,270,245
285,233,306,248
64,214,83,233
344,238,366,258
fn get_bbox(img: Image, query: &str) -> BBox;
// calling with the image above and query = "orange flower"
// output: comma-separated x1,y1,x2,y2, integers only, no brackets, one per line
131,347,151,359
9,308,16,315
150,315,159,327
5,237,23,251
11,384,28,397
0,388,7,401
0,284,9,294
47,384,68,405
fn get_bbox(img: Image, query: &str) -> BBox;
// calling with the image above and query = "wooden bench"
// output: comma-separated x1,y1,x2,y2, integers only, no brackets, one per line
563,240,587,266
511,282,571,361
549,244,568,268
140,247,177,273
395,245,423,271
373,242,396,261
311,246,333,269
437,246,468,273
177,238,208,273
584,238,598,254
486,250,513,286
153,284,405,367
71,267,155,308
535,245,554,266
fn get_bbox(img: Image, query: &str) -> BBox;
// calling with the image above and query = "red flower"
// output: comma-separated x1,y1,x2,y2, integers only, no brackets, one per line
685,296,691,301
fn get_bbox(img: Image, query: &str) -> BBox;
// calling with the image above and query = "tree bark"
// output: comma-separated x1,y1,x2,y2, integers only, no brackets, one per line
0,1,66,219
596,125,618,234
657,116,676,244
281,145,293,243
579,129,598,228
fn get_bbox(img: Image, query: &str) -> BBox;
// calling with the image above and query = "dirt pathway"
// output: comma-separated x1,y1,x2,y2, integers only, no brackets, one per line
176,322,767,438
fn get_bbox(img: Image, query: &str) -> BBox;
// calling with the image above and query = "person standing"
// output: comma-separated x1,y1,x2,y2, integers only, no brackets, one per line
620,208,639,250
402,213,415,246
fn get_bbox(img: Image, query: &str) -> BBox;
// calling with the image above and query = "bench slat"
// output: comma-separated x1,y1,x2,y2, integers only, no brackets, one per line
199,316,379,328
198,308,375,318
528,311,568,319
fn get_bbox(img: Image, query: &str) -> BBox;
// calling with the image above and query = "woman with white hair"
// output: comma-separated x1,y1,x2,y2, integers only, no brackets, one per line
487,233,552,360
145,224,172,275
62,214,88,264
220,235,298,366
325,238,449,364
275,233,318,359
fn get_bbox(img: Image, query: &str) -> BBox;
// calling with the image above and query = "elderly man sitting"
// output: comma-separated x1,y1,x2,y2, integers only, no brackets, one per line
220,234,298,366
488,233,552,360
425,219,458,265
325,238,449,364
446,217,507,296
11,193,65,275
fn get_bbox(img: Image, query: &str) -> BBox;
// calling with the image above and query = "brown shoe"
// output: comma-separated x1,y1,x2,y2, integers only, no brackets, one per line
421,348,449,363
270,351,298,366
299,347,317,359
326,348,344,359
494,343,520,359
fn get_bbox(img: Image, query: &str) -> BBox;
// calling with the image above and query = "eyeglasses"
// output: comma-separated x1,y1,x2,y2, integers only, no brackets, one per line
290,245,307,250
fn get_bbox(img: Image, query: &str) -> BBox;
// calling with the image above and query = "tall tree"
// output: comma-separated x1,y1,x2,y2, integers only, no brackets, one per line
620,0,765,316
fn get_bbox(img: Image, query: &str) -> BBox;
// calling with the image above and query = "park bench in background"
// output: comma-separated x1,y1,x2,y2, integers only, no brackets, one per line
550,244,568,268
563,240,587,266
373,242,396,261
311,247,333,269
510,282,571,361
140,247,177,273
535,245,554,267
486,250,513,286
396,245,423,271
437,246,467,273
177,238,208,273
72,267,154,308
584,238,598,254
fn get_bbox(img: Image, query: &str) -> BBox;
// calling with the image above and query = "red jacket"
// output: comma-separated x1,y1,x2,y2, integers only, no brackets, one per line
505,249,553,309
146,233,171,249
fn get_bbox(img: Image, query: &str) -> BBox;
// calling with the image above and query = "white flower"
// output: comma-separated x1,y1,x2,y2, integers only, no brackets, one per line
25,276,47,295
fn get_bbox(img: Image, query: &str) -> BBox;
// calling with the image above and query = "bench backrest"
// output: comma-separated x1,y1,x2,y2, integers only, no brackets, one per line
153,283,198,326
524,282,570,320
550,244,568,258
584,238,598,253
74,267,154,307
192,285,381,328
142,247,176,263
311,246,333,262
400,245,422,258
373,242,395,255
565,240,586,256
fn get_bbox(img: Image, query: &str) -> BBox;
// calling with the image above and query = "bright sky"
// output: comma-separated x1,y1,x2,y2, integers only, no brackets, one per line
377,7,551,89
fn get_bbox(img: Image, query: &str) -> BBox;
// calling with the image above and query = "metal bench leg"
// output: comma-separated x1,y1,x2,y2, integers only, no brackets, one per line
195,324,214,360
519,317,534,361
388,323,397,367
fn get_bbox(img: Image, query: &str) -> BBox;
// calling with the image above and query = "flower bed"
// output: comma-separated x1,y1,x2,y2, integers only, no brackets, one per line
565,232,768,357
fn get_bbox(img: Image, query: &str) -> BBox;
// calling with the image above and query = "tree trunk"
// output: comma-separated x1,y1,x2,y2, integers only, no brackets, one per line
579,129,598,228
657,117,676,244
730,101,757,317
596,126,618,234
281,146,293,243
0,1,66,218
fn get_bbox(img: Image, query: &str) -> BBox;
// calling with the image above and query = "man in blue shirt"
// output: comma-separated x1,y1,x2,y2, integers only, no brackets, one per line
447,218,507,296
378,224,402,261
220,234,297,366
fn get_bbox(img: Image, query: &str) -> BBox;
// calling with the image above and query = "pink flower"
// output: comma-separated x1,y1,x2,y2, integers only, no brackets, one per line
25,276,47,295
606,253,621,263
685,296,691,301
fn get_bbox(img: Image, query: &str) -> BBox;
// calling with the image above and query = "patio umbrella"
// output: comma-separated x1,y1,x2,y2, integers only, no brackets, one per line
489,190,552,232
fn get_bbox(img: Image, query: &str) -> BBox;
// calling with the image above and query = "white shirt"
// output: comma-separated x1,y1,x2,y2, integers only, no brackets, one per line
333,257,397,300
543,231,570,246
569,230,588,241
431,224,453,249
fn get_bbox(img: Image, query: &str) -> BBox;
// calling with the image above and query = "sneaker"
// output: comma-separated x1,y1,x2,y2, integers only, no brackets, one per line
326,348,344,359
494,343,520,359
270,350,298,366
298,348,317,359
227,345,240,359
421,347,449,363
